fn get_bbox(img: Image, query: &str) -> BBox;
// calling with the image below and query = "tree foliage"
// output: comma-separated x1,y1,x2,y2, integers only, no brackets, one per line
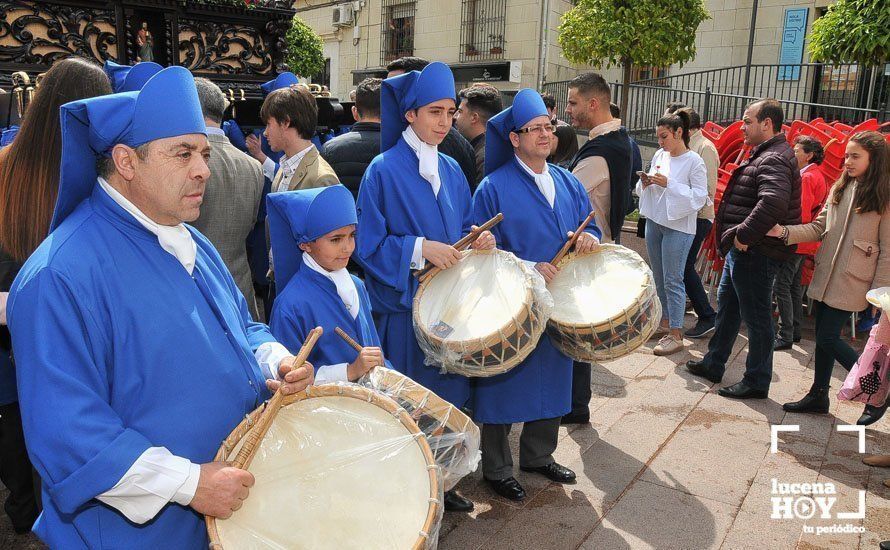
558,0,709,110
286,15,325,78
809,0,889,65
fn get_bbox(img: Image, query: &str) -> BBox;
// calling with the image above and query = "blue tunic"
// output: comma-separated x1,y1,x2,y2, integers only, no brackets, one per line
7,185,276,549
269,265,391,371
472,158,602,424
355,137,473,407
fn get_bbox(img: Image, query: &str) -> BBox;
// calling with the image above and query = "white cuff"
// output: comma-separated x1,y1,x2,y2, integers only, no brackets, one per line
410,237,426,270
315,363,350,385
172,462,202,506
262,157,277,181
521,258,537,269
255,341,293,380
97,447,197,524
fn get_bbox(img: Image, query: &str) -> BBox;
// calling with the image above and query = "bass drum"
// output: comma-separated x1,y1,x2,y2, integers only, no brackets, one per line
546,244,661,361
207,384,442,549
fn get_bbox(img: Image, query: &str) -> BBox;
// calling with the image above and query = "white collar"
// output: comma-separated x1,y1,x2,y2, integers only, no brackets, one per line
515,155,555,208
800,163,815,175
98,177,197,274
280,144,314,178
205,126,226,136
302,252,359,319
402,126,440,196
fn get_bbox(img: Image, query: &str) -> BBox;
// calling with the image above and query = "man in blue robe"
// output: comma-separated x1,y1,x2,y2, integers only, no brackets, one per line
355,62,494,513
267,185,387,382
6,67,314,549
472,89,602,501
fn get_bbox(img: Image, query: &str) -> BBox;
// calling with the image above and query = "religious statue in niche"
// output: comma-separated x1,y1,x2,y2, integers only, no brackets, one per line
136,22,154,62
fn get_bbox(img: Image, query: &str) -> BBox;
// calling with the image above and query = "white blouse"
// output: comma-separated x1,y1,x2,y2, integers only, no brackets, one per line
636,149,710,235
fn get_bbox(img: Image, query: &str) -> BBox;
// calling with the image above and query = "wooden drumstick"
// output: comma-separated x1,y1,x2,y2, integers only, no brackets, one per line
551,211,596,265
335,327,385,383
335,327,363,352
232,326,323,470
415,212,504,282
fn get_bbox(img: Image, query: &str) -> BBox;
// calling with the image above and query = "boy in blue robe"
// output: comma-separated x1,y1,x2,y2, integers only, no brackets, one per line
268,185,385,382
355,62,494,513
472,89,602,501
6,67,314,549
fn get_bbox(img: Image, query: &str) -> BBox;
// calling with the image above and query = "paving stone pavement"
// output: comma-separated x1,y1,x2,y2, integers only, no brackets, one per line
437,319,890,550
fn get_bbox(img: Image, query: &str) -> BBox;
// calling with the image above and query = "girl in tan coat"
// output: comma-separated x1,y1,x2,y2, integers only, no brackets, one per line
768,131,890,420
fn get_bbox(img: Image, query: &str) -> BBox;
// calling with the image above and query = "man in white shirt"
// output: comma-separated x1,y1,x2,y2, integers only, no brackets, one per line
6,67,314,548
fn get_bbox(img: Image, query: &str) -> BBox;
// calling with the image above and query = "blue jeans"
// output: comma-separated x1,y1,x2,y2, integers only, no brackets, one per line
684,218,717,321
646,219,694,329
701,248,782,390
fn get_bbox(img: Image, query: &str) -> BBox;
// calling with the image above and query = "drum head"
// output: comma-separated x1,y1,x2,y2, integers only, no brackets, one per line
213,388,438,549
415,250,528,343
549,246,652,325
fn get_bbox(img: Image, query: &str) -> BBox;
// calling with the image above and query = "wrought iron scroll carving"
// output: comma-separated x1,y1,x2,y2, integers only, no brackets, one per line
0,1,117,65
178,18,275,75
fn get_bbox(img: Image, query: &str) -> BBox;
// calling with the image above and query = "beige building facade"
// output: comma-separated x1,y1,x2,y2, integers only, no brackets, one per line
295,0,847,104
294,0,594,101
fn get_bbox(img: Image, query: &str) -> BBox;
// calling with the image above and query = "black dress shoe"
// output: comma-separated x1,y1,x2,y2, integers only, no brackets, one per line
686,360,722,384
718,381,768,400
880,540,890,550
560,411,590,425
773,339,793,351
520,462,577,483
793,335,801,343
443,489,474,512
783,388,829,414
857,401,888,426
485,476,526,501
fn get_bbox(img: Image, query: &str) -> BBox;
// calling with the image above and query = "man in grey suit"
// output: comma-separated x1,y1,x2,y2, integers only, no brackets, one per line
192,77,263,319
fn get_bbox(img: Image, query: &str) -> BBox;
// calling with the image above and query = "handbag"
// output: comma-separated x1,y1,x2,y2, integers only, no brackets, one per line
837,324,890,406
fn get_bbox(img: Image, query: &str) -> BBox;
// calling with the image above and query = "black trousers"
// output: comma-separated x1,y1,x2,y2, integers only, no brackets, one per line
480,418,561,480
568,361,592,418
0,402,38,533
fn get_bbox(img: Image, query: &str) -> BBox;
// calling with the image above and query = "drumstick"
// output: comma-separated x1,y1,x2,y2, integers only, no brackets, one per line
335,327,363,352
233,326,323,470
551,211,596,265
414,212,504,281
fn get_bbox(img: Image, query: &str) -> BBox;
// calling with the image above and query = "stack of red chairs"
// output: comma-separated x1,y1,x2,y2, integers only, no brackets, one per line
692,117,889,297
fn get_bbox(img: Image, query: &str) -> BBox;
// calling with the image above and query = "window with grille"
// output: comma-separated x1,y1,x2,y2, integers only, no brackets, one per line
459,0,506,62
381,1,416,64
632,66,670,85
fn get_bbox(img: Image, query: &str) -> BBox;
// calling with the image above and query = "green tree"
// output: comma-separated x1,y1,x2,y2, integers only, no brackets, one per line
285,15,325,78
558,0,709,115
809,0,889,65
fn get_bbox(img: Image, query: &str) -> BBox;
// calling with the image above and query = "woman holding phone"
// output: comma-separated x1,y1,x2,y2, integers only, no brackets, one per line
636,109,710,355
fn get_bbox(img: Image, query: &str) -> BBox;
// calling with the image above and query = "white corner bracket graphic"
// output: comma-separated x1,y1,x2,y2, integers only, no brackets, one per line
771,424,800,454
836,424,866,454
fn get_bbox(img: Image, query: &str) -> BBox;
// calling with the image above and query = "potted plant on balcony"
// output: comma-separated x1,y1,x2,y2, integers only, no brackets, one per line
488,34,503,55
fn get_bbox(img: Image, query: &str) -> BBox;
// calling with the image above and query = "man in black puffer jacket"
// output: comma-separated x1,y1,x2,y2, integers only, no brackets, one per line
322,78,382,199
687,99,801,400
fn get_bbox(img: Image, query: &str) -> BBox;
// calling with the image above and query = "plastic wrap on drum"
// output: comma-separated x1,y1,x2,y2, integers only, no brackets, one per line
546,245,662,362
358,367,480,491
412,249,553,377
208,384,444,550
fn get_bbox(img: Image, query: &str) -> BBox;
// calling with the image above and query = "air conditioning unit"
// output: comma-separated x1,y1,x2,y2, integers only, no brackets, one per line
333,5,354,27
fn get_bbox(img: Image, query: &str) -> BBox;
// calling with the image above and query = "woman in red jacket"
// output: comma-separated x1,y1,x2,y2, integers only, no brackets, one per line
772,135,828,349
